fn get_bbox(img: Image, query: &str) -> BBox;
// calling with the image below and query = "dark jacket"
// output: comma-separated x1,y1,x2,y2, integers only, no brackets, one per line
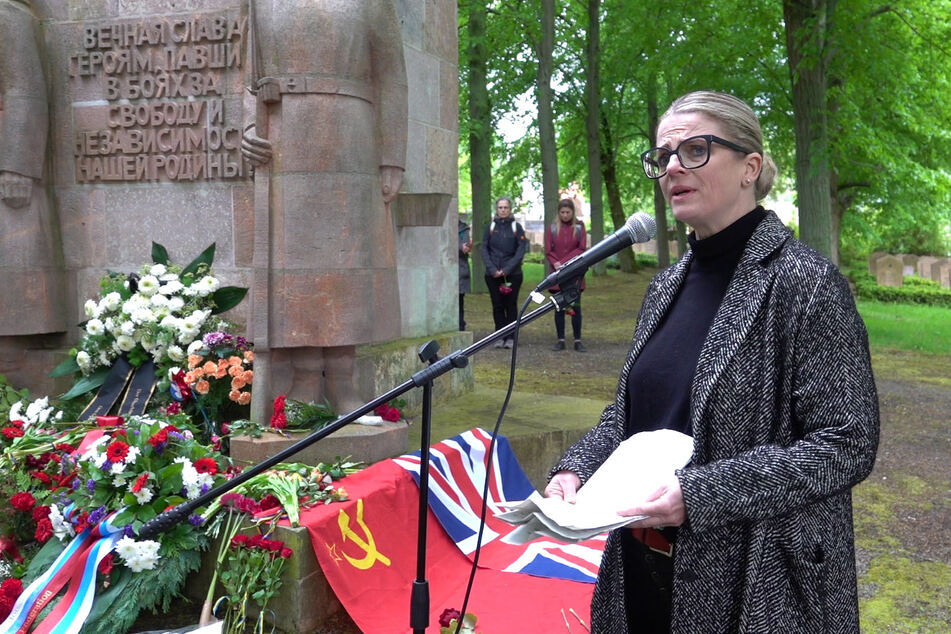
552,211,879,633
481,215,528,277
458,220,471,294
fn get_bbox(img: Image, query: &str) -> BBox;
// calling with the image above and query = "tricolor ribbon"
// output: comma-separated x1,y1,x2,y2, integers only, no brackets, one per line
0,505,125,634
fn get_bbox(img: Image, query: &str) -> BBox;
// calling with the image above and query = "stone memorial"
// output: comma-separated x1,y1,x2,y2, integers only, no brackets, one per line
916,255,939,280
899,254,918,277
868,250,887,276
874,254,903,287
0,0,464,431
932,259,951,289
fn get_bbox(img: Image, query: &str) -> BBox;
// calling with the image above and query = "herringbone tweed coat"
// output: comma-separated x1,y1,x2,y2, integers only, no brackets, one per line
553,211,879,633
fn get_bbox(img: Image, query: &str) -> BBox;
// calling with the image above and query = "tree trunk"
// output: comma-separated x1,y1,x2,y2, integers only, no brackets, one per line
783,0,837,264
537,0,560,250
584,0,605,273
467,1,491,292
646,73,670,268
600,111,636,273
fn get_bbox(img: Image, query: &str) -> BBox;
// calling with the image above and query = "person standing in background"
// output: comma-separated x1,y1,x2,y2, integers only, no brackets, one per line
458,218,472,331
481,196,528,348
546,198,588,352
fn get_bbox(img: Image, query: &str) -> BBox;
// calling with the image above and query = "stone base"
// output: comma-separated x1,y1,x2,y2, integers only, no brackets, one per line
230,421,409,467
0,334,71,398
186,524,355,633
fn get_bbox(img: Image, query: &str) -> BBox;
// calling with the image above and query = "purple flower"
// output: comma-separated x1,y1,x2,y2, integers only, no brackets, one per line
86,479,96,493
123,524,136,538
88,506,107,525
188,514,205,527
169,431,185,442
200,483,211,495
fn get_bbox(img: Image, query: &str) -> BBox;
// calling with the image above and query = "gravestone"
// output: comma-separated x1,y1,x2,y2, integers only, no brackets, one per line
932,259,951,289
916,256,939,280
875,255,903,287
0,0,465,417
899,254,918,277
868,251,888,276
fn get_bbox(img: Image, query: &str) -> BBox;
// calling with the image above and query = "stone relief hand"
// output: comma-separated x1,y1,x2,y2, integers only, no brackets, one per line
240,125,272,166
544,470,581,503
619,474,686,528
0,171,34,209
380,165,403,204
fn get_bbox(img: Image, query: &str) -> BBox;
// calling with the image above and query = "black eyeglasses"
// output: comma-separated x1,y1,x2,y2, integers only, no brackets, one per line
640,134,754,179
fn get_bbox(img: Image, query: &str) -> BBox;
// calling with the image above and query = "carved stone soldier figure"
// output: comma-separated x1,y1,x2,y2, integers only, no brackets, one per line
0,0,66,340
241,0,408,414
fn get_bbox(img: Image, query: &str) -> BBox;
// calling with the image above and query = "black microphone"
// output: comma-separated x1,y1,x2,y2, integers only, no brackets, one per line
535,212,657,292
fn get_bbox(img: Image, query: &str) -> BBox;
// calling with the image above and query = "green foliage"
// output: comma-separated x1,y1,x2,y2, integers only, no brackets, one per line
850,270,951,308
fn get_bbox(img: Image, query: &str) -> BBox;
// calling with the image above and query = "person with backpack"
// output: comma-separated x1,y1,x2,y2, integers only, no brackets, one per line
545,198,588,351
481,196,528,348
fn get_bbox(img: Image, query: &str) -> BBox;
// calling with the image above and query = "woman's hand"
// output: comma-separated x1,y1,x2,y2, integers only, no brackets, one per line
619,475,686,528
545,471,581,503
493,270,504,278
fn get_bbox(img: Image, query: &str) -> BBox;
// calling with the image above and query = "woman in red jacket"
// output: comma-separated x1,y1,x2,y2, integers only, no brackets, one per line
545,199,588,351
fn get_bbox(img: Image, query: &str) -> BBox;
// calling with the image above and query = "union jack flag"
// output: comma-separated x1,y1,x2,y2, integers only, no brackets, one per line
394,428,604,583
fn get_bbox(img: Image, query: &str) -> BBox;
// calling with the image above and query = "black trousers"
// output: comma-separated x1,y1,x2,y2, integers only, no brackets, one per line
484,270,523,338
459,293,466,330
553,297,582,340
620,529,675,633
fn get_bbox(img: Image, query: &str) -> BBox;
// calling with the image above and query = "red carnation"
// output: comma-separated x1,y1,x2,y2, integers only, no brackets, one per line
30,471,52,485
1,577,23,597
10,491,35,512
194,457,218,475
231,534,249,547
34,518,53,543
54,442,76,453
97,553,114,576
105,441,130,462
32,505,50,522
148,428,170,447
439,608,462,628
270,395,287,429
0,537,23,564
8,420,24,429
258,494,281,511
280,547,293,559
131,472,150,493
2,427,24,439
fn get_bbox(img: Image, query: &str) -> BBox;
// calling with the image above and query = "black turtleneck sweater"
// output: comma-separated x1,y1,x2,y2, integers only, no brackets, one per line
625,207,766,438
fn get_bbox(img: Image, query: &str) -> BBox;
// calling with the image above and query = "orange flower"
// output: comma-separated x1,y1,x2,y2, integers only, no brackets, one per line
243,370,254,382
231,376,247,390
184,370,199,383
228,365,241,377
243,350,255,363
214,365,228,379
228,389,242,402
237,391,252,405
187,354,203,368
202,361,217,375
228,355,242,367
195,379,211,395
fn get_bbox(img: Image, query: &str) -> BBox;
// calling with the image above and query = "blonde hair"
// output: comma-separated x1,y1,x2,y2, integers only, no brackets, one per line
661,91,777,201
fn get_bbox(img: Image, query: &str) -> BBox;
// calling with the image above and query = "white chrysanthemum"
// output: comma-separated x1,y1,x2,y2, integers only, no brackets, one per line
167,345,185,362
177,317,202,342
25,397,49,421
139,335,155,352
194,275,220,297
120,321,135,336
187,340,204,355
114,536,139,561
101,292,122,312
104,317,117,334
149,293,169,308
166,296,185,313
110,461,127,475
122,294,147,315
160,272,179,282
76,350,92,371
84,299,101,319
124,445,140,465
131,307,156,325
132,486,154,505
161,279,184,295
48,504,75,541
85,318,105,336
130,539,162,572
137,275,160,297
160,315,180,329
115,334,136,352
98,351,112,366
149,264,167,277
8,401,23,423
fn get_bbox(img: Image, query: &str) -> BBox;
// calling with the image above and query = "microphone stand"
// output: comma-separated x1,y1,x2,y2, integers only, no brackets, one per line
137,285,582,632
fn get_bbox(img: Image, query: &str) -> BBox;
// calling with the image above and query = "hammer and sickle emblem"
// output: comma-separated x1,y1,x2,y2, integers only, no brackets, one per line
337,499,391,570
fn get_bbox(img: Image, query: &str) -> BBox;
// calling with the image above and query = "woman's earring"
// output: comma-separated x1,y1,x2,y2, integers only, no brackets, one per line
744,178,751,184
